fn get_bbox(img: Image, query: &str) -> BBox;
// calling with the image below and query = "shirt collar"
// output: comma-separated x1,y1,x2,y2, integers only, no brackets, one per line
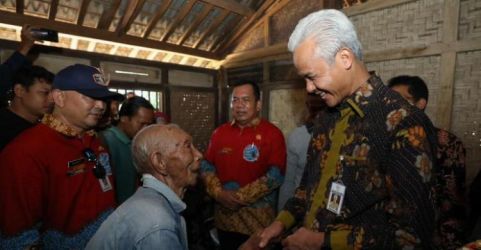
42,114,95,137
230,117,261,128
336,74,384,118
141,174,186,214
110,126,131,145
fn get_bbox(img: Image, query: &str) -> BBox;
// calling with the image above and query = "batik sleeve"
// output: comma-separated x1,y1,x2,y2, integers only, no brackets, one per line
236,128,286,204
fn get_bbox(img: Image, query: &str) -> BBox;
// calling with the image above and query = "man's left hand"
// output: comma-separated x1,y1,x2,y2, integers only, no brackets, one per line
281,227,324,250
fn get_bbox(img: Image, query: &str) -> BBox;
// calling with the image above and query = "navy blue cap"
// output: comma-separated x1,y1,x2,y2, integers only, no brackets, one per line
53,64,124,101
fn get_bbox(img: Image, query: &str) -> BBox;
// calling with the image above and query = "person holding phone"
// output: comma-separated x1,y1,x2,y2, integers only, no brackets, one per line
0,24,38,107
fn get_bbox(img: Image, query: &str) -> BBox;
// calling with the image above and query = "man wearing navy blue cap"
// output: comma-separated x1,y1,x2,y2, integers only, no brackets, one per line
0,64,123,249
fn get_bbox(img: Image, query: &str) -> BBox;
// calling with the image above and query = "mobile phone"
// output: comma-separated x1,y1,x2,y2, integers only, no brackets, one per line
30,28,59,42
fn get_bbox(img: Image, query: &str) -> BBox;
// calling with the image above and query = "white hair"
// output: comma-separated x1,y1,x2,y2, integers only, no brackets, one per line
287,9,363,64
131,123,180,174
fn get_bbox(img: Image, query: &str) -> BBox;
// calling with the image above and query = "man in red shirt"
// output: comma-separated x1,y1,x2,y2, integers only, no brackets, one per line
201,80,286,250
0,64,123,249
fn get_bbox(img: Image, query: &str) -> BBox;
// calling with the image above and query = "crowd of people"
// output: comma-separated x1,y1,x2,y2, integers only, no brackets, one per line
0,9,480,250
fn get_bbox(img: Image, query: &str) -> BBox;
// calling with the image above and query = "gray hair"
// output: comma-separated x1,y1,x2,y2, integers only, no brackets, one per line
131,123,180,174
287,9,363,64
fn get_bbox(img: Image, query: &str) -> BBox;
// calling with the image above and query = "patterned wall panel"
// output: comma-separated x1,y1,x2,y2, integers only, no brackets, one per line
366,55,441,125
270,0,325,45
351,0,443,53
232,24,264,53
269,60,302,82
458,0,481,41
269,88,306,137
170,89,216,152
452,50,481,182
226,63,263,84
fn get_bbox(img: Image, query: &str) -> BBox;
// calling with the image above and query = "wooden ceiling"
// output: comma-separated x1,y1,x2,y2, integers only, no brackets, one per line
0,0,277,69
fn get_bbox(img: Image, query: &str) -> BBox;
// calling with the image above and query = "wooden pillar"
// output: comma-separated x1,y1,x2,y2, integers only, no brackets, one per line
437,0,460,130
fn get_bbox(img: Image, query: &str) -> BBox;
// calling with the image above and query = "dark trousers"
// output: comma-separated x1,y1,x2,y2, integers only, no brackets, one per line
218,229,250,250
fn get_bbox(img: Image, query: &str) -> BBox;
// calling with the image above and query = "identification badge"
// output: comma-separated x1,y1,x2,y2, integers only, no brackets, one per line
98,152,112,176
243,143,259,162
327,182,346,215
98,177,112,192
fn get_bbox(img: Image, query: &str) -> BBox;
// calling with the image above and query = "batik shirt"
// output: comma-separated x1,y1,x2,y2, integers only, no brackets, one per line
277,75,438,249
434,128,467,249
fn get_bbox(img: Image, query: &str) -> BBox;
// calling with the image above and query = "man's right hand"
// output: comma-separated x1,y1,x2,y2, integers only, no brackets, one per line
19,24,38,56
216,189,247,210
258,220,285,248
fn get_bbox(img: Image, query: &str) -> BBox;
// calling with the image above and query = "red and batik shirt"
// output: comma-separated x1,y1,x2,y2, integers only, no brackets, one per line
202,119,286,235
277,75,438,249
0,114,115,249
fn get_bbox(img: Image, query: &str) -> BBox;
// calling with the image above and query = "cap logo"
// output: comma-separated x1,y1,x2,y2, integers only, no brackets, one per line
92,68,109,86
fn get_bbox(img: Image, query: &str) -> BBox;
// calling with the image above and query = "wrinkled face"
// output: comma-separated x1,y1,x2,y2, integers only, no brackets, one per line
231,84,260,126
293,38,350,107
122,107,154,139
164,129,202,189
17,79,52,118
58,90,106,131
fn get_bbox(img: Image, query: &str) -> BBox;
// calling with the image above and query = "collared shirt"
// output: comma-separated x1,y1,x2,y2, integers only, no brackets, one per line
277,75,438,249
86,174,188,250
0,114,115,249
101,126,138,204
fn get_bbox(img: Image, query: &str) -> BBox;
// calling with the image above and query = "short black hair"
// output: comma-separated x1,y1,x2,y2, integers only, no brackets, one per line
13,65,54,91
119,96,154,118
387,75,429,102
230,80,261,101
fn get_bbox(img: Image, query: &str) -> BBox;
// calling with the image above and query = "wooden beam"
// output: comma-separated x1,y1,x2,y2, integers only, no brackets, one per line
263,16,270,47
115,0,146,35
193,9,228,49
16,0,23,14
263,61,269,83
343,0,416,17
97,0,121,30
77,0,92,25
208,14,242,51
217,0,278,55
161,0,196,42
223,43,287,67
436,0,460,130
176,3,213,45
49,0,59,20
198,0,253,16
143,0,172,38
0,10,221,59
222,35,481,68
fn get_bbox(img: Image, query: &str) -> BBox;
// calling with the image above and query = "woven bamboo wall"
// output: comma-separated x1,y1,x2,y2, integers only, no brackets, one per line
170,89,216,152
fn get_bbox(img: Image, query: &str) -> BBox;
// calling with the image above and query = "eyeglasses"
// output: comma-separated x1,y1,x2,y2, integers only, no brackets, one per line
83,148,106,179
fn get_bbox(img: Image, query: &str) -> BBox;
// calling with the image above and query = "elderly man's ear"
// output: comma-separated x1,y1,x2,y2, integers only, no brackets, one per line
338,48,354,70
151,152,168,176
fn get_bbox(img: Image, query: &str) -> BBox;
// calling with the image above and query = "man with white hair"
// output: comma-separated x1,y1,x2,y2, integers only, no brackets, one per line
86,124,202,249
256,9,438,249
